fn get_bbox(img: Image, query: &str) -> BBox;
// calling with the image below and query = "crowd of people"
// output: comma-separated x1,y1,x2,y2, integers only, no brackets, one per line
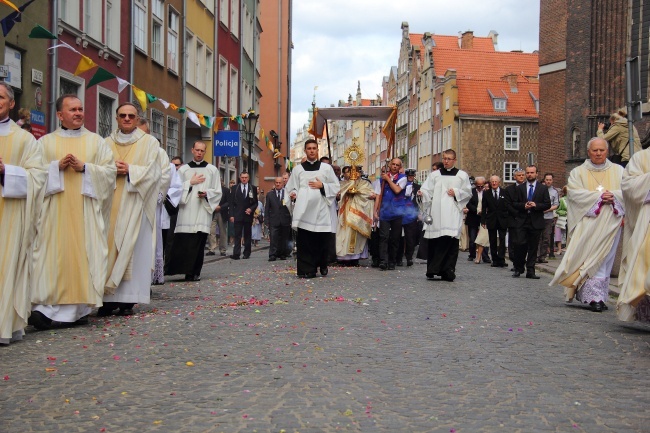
1,80,649,346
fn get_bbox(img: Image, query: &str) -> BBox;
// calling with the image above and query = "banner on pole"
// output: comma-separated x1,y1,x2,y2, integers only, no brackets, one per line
213,130,241,157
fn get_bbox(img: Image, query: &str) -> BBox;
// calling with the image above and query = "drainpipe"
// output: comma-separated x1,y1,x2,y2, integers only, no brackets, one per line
49,0,59,132
285,0,293,172
129,0,134,105
239,0,245,179
213,2,218,168
181,0,187,161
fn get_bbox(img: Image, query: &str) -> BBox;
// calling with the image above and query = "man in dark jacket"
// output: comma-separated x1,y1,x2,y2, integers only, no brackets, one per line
229,171,258,259
266,176,292,261
465,176,491,263
481,175,509,267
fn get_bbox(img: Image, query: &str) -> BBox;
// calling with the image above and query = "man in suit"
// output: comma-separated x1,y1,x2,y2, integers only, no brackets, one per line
481,175,509,267
266,176,292,261
504,168,526,270
229,171,258,259
465,176,491,263
510,165,551,278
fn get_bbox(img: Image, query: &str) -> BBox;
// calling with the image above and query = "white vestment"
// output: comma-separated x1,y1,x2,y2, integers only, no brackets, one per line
104,129,162,304
32,128,116,322
286,162,340,232
618,148,650,321
420,169,472,239
175,162,221,234
336,179,374,259
152,150,172,284
549,160,624,303
0,120,46,343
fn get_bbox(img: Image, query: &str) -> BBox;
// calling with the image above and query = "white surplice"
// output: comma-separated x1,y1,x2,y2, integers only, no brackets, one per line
420,169,472,239
286,162,340,232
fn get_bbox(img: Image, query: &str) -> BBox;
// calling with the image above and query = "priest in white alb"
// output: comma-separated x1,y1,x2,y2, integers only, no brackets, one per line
286,139,340,278
166,141,221,281
617,147,650,322
100,103,162,317
417,149,471,282
30,94,115,330
550,137,625,312
0,82,47,343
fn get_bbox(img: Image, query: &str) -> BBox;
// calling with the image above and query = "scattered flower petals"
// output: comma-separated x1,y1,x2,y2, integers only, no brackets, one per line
186,361,194,367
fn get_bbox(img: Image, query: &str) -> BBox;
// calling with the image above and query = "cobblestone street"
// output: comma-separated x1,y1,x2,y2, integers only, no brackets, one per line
1,244,649,432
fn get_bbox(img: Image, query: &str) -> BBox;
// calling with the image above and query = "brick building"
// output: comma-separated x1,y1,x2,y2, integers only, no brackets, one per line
539,0,650,187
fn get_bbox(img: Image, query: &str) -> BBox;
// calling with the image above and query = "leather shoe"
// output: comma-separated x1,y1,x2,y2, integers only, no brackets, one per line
28,310,53,330
229,255,240,260
537,259,548,264
220,252,227,256
442,270,455,282
371,260,380,268
279,256,287,260
426,273,436,280
268,256,277,261
512,271,521,278
600,301,609,311
299,273,316,279
396,261,404,267
483,259,492,264
206,251,216,256
510,267,516,272
491,263,499,267
407,259,414,267
379,262,387,270
118,308,134,316
467,257,475,261
590,301,603,312
243,255,250,259
320,266,328,276
526,273,540,279
387,263,396,270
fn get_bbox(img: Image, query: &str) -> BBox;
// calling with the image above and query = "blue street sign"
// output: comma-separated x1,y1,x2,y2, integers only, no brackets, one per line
213,130,241,157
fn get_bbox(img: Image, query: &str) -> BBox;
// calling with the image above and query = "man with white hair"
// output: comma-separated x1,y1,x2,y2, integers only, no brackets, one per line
465,176,491,263
0,82,47,342
550,137,624,312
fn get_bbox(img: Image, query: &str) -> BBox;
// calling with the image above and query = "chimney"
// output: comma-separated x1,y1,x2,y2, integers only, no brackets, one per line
503,73,518,92
461,30,474,49
356,81,361,105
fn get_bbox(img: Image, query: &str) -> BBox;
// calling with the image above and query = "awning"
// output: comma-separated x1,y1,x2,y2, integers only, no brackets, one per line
308,106,397,146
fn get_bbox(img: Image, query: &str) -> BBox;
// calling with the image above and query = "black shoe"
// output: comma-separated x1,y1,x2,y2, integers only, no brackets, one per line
299,273,316,279
97,306,117,317
220,252,227,256
243,255,250,259
526,273,540,279
206,251,216,256
590,301,603,312
483,259,492,264
467,257,475,261
407,259,414,267
279,256,287,260
268,256,277,261
510,267,516,272
229,255,240,260
537,259,548,264
184,274,193,281
379,262,387,270
192,275,201,281
600,301,609,311
119,308,134,316
387,263,396,270
371,260,380,268
396,261,404,267
320,266,328,276
28,311,53,330
426,273,436,280
442,271,455,282
512,271,521,278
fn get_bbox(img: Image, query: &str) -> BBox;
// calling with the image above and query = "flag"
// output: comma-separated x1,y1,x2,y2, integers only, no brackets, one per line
132,85,148,112
0,0,20,13
187,111,201,127
1,0,36,37
158,98,170,109
74,55,98,76
116,77,130,93
28,24,57,39
177,107,186,114
169,103,179,111
146,93,158,103
87,67,116,88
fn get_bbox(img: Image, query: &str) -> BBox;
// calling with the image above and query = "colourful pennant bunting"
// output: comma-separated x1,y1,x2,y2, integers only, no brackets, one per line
87,67,116,88
29,24,57,39
132,85,148,112
74,55,98,76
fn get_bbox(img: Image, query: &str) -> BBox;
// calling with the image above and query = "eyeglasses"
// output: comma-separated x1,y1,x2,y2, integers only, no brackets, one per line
174,163,181,167
442,157,455,161
118,113,137,119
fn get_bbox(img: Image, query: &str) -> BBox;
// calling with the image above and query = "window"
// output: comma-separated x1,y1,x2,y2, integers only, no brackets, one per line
195,39,204,89
185,32,194,83
167,8,179,72
494,98,507,111
151,109,164,143
220,0,228,26
152,0,164,19
60,78,80,97
167,117,179,159
504,126,520,150
98,94,115,138
106,0,120,51
229,66,238,114
504,162,519,183
205,48,214,96
445,97,450,111
219,57,228,111
230,0,239,37
134,1,147,52
435,101,440,116
83,0,101,40
152,21,163,64
59,0,79,27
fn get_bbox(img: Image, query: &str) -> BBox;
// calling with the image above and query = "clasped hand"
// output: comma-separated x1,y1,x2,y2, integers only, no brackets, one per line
115,160,129,175
61,154,85,172
308,177,323,189
0,156,4,174
600,191,615,204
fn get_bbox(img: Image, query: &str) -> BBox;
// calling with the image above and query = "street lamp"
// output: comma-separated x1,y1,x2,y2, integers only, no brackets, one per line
243,110,259,175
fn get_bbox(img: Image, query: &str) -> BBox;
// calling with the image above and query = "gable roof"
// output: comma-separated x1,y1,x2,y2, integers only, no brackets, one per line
409,33,423,49
432,48,538,80
431,34,495,51
457,76,539,118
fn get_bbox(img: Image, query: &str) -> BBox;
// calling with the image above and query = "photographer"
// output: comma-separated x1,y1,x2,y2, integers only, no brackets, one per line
597,111,642,167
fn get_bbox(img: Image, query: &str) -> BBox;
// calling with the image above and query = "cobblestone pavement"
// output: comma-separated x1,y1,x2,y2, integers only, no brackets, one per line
1,244,649,433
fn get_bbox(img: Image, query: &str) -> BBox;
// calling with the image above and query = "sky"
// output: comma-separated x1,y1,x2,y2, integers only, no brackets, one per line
289,0,540,144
